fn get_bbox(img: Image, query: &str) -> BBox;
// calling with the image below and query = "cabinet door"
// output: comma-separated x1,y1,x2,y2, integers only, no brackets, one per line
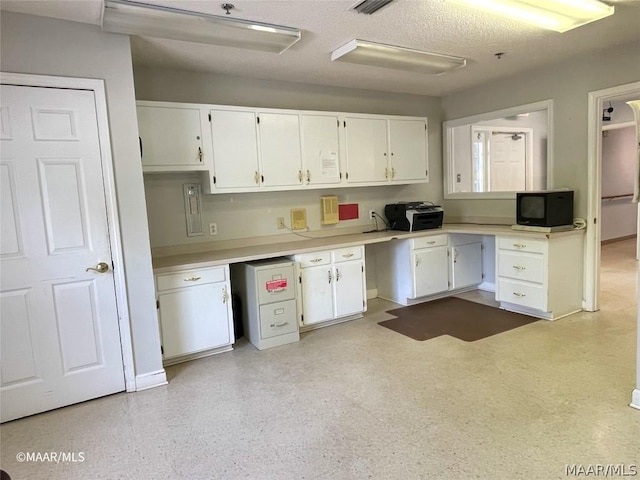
158,282,232,360
300,114,341,185
334,261,365,318
450,243,483,289
344,116,388,183
210,109,260,189
389,119,428,182
258,112,303,187
299,266,334,325
413,246,449,298
137,105,204,168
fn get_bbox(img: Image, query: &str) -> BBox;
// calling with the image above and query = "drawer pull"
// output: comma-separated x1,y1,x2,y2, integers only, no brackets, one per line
328,270,333,283
512,292,526,297
310,258,323,263
222,286,229,303
268,287,286,293
270,321,289,328
512,265,526,271
342,253,354,258
426,240,436,245
512,243,526,248
335,268,341,281
184,276,201,282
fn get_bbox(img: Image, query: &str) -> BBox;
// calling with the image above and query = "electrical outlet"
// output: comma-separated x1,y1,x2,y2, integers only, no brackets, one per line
277,217,285,229
369,210,375,219
209,223,217,235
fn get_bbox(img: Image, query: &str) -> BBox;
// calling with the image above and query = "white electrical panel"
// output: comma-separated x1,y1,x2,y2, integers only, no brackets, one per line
183,183,203,236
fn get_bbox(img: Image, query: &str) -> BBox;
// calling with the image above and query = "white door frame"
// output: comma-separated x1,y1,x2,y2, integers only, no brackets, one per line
585,81,640,311
0,72,136,392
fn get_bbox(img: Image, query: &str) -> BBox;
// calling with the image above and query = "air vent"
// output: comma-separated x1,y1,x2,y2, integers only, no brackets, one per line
351,0,395,15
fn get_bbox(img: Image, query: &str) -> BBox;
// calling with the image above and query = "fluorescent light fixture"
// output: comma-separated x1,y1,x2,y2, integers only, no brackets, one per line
102,0,301,54
331,39,467,75
453,0,614,33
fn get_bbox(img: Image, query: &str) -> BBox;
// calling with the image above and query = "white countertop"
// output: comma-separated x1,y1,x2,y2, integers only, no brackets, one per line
152,224,585,273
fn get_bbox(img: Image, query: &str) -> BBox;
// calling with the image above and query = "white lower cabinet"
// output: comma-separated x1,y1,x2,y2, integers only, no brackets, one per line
292,246,367,329
449,234,483,290
155,265,234,365
495,233,584,319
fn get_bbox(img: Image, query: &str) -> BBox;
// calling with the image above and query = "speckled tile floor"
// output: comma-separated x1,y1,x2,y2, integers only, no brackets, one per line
1,239,639,480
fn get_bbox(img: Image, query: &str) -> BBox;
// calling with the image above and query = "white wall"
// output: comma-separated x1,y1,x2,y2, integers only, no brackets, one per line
0,13,163,378
601,126,638,241
134,67,444,248
441,40,640,223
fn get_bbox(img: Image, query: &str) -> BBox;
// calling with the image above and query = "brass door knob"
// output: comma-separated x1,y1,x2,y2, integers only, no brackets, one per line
86,262,109,273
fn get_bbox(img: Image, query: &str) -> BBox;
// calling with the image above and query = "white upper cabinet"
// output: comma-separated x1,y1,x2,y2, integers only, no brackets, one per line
258,112,303,188
137,103,209,172
209,108,260,190
300,114,342,186
344,116,389,183
344,115,429,185
137,101,428,193
389,119,428,182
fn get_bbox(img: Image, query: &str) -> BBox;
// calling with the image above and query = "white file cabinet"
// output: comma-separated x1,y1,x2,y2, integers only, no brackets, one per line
231,259,299,350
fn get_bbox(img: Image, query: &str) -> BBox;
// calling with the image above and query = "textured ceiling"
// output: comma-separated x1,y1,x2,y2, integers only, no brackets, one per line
2,0,639,96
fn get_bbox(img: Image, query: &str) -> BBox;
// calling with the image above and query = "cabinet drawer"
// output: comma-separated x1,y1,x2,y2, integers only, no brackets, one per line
259,299,298,339
332,246,363,263
256,264,296,304
156,266,226,292
296,251,331,268
497,251,545,283
412,234,448,250
497,236,547,254
497,279,546,310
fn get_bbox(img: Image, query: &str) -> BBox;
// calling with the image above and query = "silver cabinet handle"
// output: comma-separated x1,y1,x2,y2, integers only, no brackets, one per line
298,170,303,183
335,268,341,281
391,167,395,179
184,276,201,282
270,321,289,328
342,253,354,258
310,258,323,263
426,240,436,245
328,269,332,283
513,292,526,297
513,243,526,248
222,286,229,303
306,169,311,184
198,146,203,162
86,262,109,273
512,265,526,271
384,167,389,179
254,171,260,184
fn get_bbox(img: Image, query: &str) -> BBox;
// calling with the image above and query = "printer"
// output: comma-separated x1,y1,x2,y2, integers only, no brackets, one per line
384,202,444,232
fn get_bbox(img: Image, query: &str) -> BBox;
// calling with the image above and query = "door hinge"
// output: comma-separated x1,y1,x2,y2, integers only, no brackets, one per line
156,300,159,309
301,314,304,323
363,300,365,308
425,124,427,131
339,172,342,179
213,175,217,184
257,116,260,124
361,265,364,272
594,218,597,224
343,120,346,128
425,170,428,177
346,172,349,180
337,119,340,128
299,275,302,284
208,113,211,122
112,260,115,270
160,345,164,355
481,273,485,279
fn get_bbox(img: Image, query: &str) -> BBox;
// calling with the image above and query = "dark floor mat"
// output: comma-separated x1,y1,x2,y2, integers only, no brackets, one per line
379,297,538,342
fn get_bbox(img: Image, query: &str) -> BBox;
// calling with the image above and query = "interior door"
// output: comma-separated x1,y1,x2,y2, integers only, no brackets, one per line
489,133,526,191
0,85,125,423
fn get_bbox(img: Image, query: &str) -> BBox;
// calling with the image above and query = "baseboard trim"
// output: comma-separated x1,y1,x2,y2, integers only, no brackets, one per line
601,234,637,245
631,389,640,410
367,288,378,300
135,369,168,391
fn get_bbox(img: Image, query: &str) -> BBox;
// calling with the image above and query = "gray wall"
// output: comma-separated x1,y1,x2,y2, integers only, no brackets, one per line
1,13,163,378
441,40,640,222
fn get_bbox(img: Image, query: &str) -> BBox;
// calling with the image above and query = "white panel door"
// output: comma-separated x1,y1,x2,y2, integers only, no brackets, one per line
412,246,449,298
344,117,388,183
300,114,341,185
210,109,260,189
489,133,526,191
389,119,428,182
333,261,365,318
0,85,124,423
299,266,334,325
258,112,302,187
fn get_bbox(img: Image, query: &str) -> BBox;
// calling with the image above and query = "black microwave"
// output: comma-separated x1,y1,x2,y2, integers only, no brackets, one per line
516,190,574,227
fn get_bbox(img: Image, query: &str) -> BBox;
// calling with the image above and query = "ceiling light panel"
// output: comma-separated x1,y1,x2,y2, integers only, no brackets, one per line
102,0,301,54
452,0,615,33
351,0,396,15
331,39,467,75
